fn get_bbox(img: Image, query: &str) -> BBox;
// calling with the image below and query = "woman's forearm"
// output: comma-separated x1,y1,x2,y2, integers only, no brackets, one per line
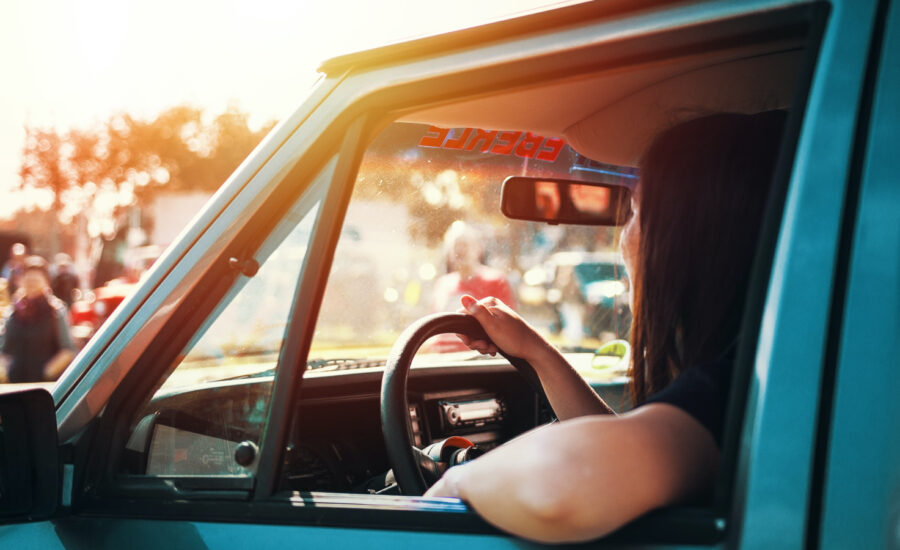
527,339,615,419
432,415,653,543
427,406,719,544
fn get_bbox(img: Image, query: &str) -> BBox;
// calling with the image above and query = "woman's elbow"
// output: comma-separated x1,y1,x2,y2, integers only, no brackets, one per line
497,494,625,544
486,467,631,543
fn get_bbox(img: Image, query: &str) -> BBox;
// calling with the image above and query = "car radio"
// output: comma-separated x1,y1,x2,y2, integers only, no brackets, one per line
439,396,505,429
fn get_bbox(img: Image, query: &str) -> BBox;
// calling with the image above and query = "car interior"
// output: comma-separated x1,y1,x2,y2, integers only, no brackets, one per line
96,3,822,543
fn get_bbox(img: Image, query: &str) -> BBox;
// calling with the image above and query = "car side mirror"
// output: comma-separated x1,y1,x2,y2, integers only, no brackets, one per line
0,388,60,522
500,176,631,226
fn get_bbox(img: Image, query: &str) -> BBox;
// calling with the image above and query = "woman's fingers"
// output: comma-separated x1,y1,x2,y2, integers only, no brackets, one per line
469,339,489,352
461,294,509,323
459,294,543,362
461,295,499,318
456,334,499,356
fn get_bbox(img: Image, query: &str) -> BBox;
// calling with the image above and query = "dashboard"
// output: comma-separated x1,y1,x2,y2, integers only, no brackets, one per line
282,364,548,492
122,361,558,493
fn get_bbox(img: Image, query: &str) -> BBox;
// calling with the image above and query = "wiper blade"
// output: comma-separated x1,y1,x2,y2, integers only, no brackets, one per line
218,357,386,380
306,357,386,371
215,367,277,381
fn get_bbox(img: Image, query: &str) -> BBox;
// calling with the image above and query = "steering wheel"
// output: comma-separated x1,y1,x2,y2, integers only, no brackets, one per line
380,312,546,496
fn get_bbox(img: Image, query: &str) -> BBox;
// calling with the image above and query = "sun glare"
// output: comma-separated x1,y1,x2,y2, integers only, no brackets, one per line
1,0,566,220
75,0,130,77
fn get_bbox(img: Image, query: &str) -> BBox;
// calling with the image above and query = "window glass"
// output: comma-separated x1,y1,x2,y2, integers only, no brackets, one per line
121,157,333,477
311,124,634,377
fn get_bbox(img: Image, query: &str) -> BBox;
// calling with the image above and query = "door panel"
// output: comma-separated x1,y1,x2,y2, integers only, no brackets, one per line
730,1,881,546
1,517,536,550
817,0,900,547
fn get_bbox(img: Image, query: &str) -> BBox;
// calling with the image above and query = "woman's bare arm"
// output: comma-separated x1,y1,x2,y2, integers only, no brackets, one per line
425,403,719,543
458,295,613,419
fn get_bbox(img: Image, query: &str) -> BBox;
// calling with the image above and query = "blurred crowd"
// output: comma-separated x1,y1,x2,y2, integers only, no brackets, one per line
0,243,77,383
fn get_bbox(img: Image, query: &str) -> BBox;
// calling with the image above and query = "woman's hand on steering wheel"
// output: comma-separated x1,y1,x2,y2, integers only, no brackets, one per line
457,295,548,362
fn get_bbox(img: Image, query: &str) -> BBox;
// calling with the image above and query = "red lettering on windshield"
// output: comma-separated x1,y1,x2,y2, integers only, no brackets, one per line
418,126,567,163
419,126,451,147
464,129,499,152
490,131,522,155
536,137,565,162
514,132,543,159
444,128,473,149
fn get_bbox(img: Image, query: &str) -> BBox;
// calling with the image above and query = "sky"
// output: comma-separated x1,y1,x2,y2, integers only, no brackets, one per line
0,0,566,219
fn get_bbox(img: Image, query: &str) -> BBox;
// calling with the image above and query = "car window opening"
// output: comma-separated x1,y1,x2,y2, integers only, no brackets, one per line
103,7,818,545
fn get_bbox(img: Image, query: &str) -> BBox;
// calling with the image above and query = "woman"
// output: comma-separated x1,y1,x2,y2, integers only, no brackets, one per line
1,256,76,383
425,111,787,543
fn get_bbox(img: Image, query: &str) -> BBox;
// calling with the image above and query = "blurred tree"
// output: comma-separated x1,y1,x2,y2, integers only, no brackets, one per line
16,104,276,255
19,127,70,255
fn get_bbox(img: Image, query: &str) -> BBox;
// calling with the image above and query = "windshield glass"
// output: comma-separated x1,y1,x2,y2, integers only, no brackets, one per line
311,122,635,380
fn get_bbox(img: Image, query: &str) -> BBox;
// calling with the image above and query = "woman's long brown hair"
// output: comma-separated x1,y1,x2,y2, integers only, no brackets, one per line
629,111,787,404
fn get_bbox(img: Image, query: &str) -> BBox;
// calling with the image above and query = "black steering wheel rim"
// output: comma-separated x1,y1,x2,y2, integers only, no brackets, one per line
380,312,545,496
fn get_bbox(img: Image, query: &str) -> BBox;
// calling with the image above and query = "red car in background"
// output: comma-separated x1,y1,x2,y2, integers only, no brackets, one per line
69,279,135,347
69,245,161,347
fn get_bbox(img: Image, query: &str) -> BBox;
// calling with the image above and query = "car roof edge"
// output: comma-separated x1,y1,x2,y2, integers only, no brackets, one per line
316,0,673,75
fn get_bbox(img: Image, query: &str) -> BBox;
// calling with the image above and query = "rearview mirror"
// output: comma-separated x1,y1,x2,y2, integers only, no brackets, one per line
500,176,631,226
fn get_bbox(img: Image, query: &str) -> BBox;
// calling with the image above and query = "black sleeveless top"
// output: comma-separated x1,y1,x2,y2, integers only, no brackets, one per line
643,355,734,448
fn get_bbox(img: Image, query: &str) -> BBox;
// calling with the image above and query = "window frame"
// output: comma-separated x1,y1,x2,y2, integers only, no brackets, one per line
78,144,352,503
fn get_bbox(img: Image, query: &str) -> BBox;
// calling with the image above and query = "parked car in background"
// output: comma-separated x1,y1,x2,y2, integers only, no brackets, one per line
519,251,630,343
68,245,162,347
69,280,136,347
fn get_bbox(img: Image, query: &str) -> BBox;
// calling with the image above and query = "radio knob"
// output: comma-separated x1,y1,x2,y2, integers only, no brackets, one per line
448,408,459,425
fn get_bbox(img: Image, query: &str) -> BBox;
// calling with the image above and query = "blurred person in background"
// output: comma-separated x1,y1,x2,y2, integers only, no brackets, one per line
0,278,10,321
554,263,586,346
1,242,27,295
432,221,516,313
52,253,80,307
1,256,76,383
431,221,516,353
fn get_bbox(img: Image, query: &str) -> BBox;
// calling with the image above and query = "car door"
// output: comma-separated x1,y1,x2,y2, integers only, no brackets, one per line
811,1,900,547
722,0,892,547
0,1,886,548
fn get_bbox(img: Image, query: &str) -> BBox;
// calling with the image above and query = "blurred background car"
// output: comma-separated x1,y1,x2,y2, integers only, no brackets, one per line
518,250,630,346
69,245,162,347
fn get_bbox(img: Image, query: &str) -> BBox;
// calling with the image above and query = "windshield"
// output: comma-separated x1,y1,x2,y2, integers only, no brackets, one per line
310,122,635,379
